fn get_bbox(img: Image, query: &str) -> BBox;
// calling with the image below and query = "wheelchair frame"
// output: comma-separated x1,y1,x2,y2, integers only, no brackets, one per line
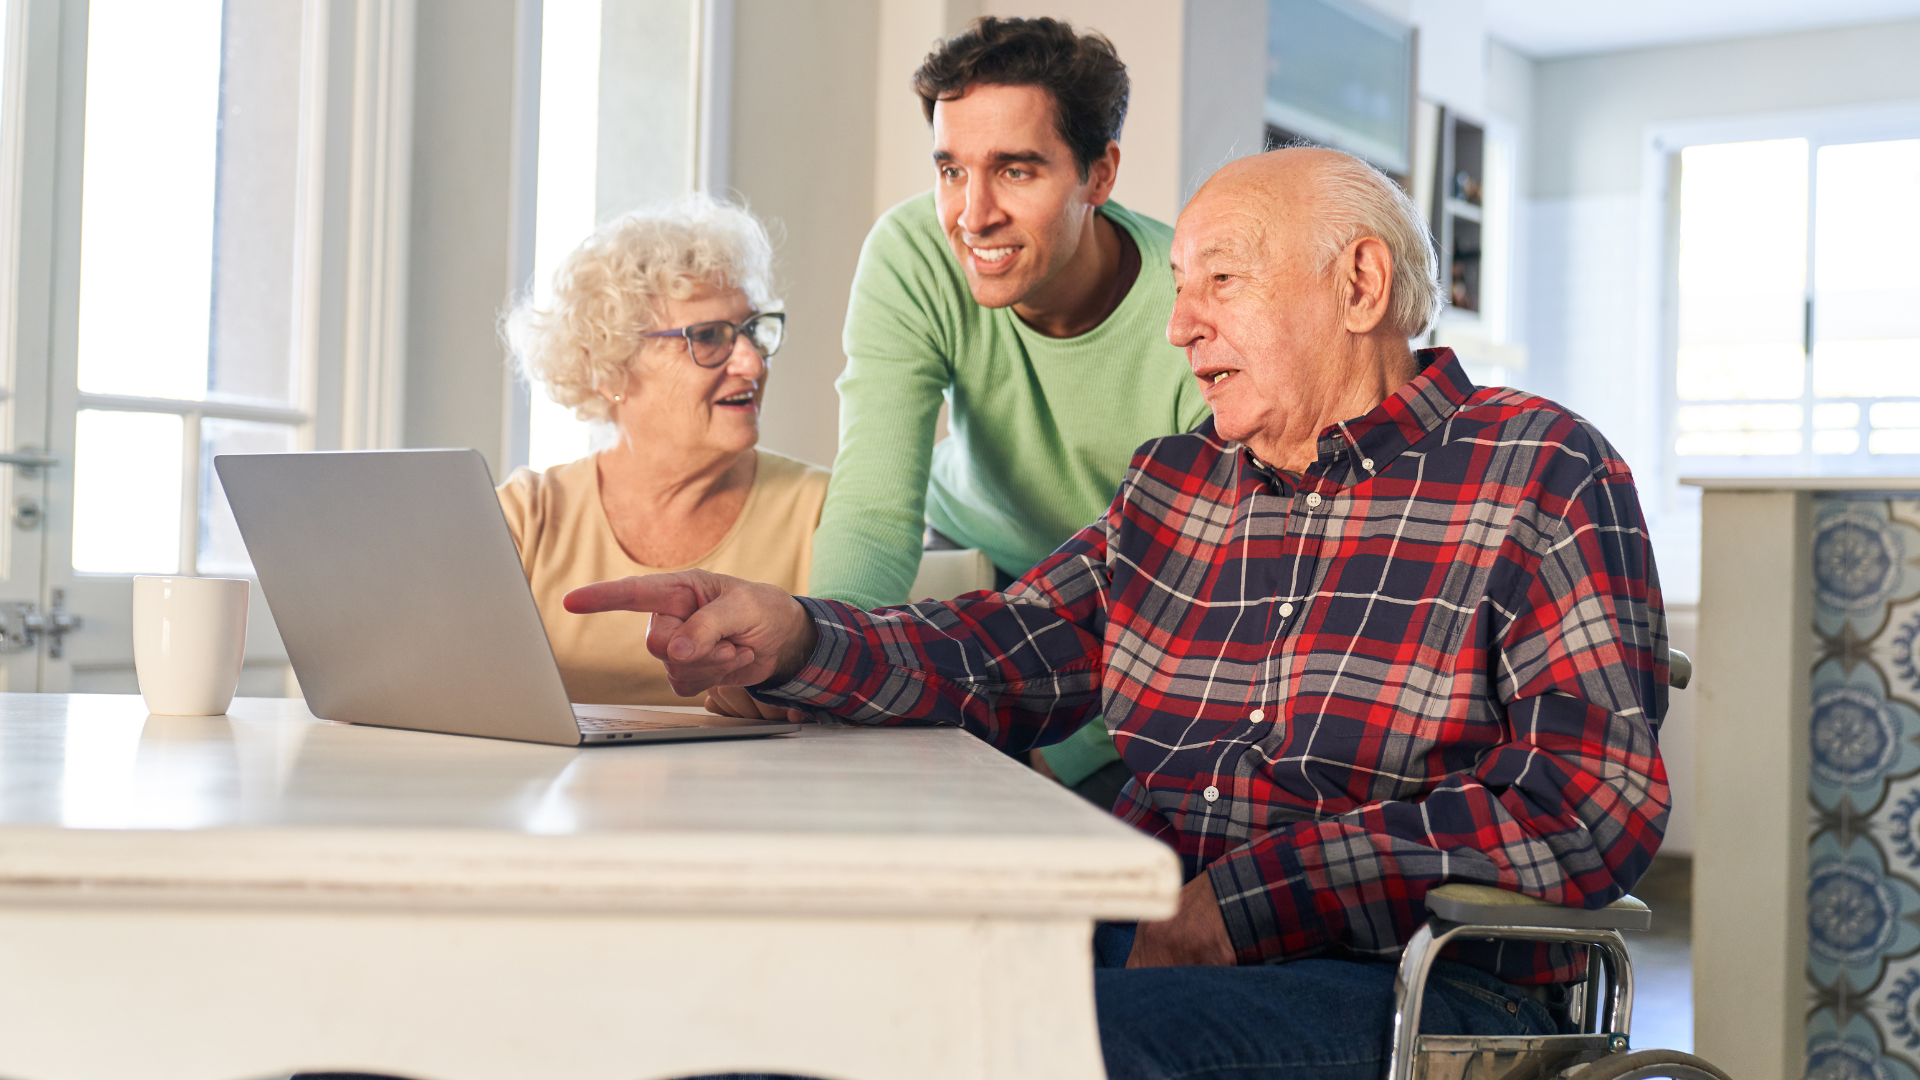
1386,889,1640,1080
1383,650,1730,1080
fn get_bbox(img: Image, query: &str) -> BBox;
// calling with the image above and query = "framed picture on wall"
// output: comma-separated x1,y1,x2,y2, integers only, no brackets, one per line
1263,0,1416,180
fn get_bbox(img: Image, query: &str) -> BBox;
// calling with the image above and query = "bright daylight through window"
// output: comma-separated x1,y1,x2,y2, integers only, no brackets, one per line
527,0,604,472
524,0,702,473
1675,136,1920,472
72,0,307,576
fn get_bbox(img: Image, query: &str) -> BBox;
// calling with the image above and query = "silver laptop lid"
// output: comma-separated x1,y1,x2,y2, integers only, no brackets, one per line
215,449,584,746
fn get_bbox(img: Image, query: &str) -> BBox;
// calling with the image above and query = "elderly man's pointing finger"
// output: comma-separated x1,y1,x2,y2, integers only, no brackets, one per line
564,570,819,696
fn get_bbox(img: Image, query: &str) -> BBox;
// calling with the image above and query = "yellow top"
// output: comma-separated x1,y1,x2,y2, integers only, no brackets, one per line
497,448,831,706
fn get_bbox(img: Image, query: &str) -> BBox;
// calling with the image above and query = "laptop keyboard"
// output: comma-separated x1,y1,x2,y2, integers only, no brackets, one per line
574,715,698,732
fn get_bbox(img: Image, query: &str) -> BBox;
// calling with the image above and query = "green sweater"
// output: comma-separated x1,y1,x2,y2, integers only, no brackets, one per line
811,193,1210,782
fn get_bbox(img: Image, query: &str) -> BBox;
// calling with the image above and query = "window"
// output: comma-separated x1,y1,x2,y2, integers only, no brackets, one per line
1671,134,1920,475
526,0,604,473
522,0,706,473
71,0,308,575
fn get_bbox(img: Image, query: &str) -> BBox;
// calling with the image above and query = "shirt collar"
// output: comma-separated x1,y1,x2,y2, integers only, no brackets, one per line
1236,348,1475,495
1309,348,1473,478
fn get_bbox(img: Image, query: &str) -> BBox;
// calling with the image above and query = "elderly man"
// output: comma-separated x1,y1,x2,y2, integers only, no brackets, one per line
569,147,1670,1078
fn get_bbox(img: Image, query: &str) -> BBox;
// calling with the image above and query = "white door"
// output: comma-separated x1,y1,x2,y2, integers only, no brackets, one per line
0,0,72,690
3,0,350,695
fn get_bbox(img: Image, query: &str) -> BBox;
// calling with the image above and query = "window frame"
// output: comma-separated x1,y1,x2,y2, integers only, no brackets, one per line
45,0,418,580
0,0,419,691
1650,100,1920,486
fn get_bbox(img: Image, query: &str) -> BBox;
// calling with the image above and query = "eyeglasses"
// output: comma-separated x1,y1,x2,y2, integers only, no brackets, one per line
642,312,785,368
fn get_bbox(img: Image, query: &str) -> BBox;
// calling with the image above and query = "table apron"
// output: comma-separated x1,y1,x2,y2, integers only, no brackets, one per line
0,904,1110,1080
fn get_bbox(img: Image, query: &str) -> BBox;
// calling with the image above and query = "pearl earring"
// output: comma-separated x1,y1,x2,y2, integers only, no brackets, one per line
611,393,624,403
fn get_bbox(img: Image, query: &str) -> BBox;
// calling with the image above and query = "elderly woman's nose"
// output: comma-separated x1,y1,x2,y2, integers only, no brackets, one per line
726,332,769,375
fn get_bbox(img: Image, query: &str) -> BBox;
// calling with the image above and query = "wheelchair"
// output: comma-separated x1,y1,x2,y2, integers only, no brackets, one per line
1387,650,1733,1080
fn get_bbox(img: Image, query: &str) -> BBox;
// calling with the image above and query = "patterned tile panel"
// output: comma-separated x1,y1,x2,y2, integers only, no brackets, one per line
1811,496,1920,1080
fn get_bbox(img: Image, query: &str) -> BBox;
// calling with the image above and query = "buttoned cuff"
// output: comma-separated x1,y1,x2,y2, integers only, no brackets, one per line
747,595,872,716
1207,836,1327,965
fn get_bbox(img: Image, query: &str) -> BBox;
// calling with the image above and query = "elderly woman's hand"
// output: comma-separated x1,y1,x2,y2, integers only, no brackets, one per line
704,684,812,724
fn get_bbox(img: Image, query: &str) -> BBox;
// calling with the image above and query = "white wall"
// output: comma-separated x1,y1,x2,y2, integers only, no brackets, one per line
727,0,881,470
982,1,1186,224
1179,0,1267,207
597,0,699,215
403,0,522,478
870,0,969,222
1524,17,1920,604
1534,19,1920,201
1409,0,1484,118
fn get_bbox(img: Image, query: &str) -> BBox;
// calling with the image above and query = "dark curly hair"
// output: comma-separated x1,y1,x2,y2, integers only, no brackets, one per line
911,16,1129,181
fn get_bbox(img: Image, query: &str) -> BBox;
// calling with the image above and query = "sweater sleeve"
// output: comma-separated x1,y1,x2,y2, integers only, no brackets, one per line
808,203,953,611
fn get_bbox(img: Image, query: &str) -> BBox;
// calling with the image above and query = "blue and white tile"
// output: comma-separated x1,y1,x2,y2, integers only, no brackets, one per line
1813,502,1920,636
1888,601,1920,699
1811,662,1920,814
1809,1010,1920,1080
1809,834,1920,994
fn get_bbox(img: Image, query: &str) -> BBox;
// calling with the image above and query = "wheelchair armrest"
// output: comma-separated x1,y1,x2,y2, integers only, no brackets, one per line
1669,648,1692,690
1425,883,1652,931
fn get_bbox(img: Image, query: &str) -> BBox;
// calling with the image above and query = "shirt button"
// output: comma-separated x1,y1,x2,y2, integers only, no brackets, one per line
1362,458,1375,471
1203,785,1220,803
1279,602,1295,617
1250,708,1265,722
1305,492,1323,508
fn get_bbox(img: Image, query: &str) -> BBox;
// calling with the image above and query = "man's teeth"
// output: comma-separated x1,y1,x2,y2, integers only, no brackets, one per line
971,246,1015,263
1211,371,1233,385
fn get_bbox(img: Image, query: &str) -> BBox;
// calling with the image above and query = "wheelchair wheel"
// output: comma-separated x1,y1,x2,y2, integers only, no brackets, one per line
1575,1049,1733,1080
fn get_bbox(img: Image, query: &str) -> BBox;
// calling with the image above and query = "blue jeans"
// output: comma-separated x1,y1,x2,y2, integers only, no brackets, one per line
1093,922,1560,1080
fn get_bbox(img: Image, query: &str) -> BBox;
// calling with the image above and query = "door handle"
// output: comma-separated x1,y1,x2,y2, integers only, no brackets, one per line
0,589,84,659
0,449,59,475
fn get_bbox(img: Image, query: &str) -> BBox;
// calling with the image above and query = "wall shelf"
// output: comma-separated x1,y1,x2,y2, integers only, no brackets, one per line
1430,108,1486,315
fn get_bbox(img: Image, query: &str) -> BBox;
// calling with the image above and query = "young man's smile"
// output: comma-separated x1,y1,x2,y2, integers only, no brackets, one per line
930,82,1121,335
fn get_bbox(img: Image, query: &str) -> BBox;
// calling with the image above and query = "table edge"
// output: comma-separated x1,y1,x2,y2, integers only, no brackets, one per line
0,825,1182,920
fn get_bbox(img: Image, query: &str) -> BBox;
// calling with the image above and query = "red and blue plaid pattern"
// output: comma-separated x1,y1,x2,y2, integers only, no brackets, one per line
766,350,1669,983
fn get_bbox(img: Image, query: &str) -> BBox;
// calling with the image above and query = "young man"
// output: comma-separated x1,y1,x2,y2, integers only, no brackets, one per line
806,17,1209,801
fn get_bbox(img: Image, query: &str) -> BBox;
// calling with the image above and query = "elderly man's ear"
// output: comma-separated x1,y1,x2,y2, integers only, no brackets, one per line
1339,235,1395,336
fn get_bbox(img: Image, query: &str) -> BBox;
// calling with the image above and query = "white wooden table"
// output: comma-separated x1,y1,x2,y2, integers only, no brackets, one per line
0,694,1178,1080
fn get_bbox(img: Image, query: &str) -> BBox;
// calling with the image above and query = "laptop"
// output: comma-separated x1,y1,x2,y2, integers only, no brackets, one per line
214,449,801,746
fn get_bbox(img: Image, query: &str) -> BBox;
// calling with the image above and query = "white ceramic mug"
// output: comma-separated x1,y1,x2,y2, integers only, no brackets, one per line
132,576,250,716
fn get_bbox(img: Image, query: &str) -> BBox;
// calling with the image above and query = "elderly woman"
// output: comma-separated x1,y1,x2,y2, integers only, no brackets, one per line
499,195,828,706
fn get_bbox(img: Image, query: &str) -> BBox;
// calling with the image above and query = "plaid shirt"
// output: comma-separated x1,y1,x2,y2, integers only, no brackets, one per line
765,350,1669,983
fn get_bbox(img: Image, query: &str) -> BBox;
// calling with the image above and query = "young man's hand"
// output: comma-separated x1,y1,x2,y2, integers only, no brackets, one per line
564,570,819,698
1127,872,1236,968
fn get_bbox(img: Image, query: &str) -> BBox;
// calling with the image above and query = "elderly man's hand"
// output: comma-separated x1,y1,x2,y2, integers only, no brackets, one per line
1127,872,1237,968
704,684,812,725
564,570,818,698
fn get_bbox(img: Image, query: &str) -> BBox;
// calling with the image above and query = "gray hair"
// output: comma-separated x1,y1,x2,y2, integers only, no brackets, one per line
503,193,780,423
1304,150,1444,339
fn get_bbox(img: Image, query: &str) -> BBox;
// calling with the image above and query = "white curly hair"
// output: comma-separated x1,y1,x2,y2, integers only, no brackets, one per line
503,193,780,423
